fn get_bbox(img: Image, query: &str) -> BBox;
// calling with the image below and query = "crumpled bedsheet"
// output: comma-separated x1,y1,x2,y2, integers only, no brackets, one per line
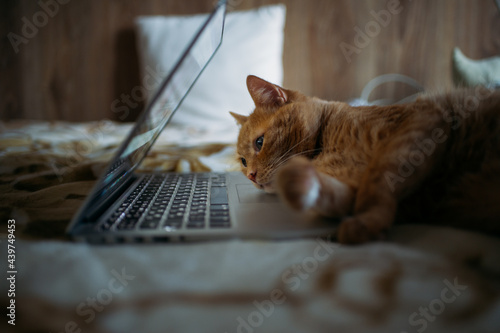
1,120,499,333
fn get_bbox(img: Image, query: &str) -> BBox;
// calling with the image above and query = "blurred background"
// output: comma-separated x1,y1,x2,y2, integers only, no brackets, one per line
2,0,500,122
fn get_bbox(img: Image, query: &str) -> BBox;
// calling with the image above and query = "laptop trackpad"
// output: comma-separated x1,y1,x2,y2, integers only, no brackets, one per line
236,184,280,204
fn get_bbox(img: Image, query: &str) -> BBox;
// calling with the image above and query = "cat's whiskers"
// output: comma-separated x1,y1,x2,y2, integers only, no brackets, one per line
271,148,323,170
269,130,316,170
262,148,323,184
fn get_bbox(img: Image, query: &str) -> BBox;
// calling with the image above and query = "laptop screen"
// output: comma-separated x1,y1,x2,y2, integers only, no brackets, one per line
82,0,226,218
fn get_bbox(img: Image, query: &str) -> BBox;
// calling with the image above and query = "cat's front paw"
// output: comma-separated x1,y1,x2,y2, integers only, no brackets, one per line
337,217,386,244
275,157,320,212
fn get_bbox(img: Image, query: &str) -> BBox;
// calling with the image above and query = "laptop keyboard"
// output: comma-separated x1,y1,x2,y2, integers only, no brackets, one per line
100,173,230,232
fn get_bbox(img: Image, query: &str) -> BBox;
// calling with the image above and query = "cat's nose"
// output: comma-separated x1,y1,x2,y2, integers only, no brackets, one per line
247,171,257,183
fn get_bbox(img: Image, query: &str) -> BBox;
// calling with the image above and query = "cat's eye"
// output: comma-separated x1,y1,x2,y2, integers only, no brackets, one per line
255,136,264,151
241,157,247,167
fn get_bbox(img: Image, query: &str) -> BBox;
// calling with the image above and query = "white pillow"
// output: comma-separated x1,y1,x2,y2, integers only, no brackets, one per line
135,5,286,140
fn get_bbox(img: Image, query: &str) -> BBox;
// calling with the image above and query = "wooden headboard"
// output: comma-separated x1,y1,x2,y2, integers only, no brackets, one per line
2,0,500,121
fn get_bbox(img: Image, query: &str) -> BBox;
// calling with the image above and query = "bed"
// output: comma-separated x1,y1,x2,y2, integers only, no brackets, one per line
2,4,500,333
2,118,500,333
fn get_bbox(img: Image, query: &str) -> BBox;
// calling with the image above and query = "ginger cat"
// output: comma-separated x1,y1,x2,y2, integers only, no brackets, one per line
230,75,500,244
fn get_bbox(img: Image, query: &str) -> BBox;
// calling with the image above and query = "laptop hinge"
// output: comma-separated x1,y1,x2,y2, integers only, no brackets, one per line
83,173,138,222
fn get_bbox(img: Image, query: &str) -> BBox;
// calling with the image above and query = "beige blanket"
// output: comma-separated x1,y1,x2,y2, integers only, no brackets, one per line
1,121,499,333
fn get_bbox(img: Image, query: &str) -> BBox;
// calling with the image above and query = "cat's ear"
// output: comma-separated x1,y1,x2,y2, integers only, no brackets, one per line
247,75,288,108
229,111,248,126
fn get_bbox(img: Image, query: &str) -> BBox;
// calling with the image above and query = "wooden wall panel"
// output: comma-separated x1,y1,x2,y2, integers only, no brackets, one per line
1,0,500,121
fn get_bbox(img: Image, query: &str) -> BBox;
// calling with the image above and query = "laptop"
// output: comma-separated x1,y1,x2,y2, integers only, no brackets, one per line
67,0,337,243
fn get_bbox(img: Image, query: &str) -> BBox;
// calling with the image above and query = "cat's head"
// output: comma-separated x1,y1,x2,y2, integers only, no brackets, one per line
230,75,321,193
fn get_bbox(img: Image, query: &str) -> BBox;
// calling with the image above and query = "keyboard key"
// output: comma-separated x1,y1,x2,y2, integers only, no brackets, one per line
140,219,160,229
187,221,205,229
192,209,206,215
163,219,183,228
117,222,137,230
210,204,229,211
210,186,228,204
210,221,231,228
210,216,230,223
210,211,229,218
